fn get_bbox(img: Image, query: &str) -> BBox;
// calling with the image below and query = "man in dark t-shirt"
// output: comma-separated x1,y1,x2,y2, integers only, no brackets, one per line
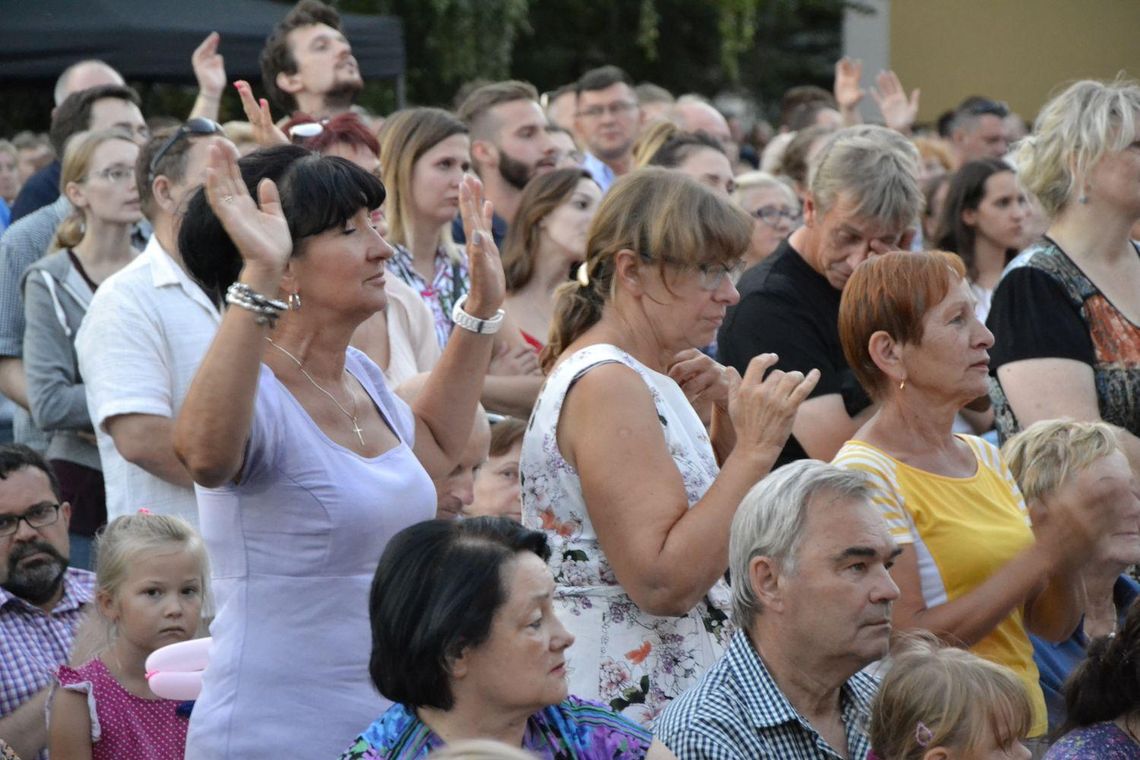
718,126,923,468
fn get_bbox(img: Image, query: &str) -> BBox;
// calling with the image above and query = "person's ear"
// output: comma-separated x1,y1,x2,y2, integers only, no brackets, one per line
921,747,952,760
96,588,118,622
152,175,177,215
802,194,818,228
64,180,88,210
59,501,72,531
613,248,644,295
470,140,497,169
749,555,785,612
276,70,304,98
448,646,470,680
867,330,905,386
961,207,978,227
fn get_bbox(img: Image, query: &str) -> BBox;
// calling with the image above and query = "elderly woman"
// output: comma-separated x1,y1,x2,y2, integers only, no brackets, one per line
1003,419,1140,732
23,129,141,568
731,171,800,271
468,416,526,522
521,168,819,724
987,79,1140,475
339,517,674,758
172,142,504,757
502,168,601,352
833,250,1115,740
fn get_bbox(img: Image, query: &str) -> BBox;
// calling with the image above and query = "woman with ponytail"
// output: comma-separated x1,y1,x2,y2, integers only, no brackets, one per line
22,129,141,567
520,167,819,725
1045,599,1140,757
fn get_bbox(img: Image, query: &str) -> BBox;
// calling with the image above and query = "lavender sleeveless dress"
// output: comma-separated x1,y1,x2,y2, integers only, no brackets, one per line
185,347,436,759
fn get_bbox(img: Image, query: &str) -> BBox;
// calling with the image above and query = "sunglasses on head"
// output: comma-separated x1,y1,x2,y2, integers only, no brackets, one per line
148,117,225,182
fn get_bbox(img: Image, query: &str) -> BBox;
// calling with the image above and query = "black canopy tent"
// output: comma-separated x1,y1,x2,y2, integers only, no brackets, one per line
0,0,404,103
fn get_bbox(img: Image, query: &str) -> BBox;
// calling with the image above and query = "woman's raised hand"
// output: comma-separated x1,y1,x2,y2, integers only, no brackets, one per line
459,173,506,319
204,141,292,275
728,353,820,460
234,80,289,148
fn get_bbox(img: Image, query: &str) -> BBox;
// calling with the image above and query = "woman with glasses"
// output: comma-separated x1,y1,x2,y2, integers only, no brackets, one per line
732,171,801,272
502,168,601,352
520,168,819,725
21,129,141,568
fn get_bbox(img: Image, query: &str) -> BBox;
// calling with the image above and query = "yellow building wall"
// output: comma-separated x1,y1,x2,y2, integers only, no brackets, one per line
891,0,1140,124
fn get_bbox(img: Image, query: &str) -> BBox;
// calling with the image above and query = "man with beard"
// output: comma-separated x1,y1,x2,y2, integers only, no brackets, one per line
0,445,93,760
260,0,363,119
454,80,558,247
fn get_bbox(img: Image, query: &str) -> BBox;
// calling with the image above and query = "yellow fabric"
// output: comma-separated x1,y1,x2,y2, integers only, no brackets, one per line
834,436,1047,736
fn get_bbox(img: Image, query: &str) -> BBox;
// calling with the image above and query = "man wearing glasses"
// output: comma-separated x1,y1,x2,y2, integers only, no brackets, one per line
574,65,643,192
718,126,922,470
0,444,93,760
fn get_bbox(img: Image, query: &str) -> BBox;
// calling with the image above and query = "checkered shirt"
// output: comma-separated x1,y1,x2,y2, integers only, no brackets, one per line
0,568,95,718
655,630,877,760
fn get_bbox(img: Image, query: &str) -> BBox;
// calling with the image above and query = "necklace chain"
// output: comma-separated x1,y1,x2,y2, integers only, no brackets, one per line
265,337,365,446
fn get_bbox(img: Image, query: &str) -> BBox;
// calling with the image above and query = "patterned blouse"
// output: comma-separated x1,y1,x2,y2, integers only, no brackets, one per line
337,697,654,759
1044,721,1140,759
386,243,469,350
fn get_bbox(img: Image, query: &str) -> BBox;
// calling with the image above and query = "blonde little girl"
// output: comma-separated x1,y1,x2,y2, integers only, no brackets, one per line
49,512,208,759
869,635,1035,760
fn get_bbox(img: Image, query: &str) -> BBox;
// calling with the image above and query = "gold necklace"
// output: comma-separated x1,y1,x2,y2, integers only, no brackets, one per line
265,337,365,446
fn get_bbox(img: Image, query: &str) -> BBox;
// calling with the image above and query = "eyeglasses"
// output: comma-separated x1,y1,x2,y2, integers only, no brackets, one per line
87,165,136,185
289,120,328,141
576,101,638,120
648,254,742,291
751,205,802,228
148,117,225,183
0,502,61,537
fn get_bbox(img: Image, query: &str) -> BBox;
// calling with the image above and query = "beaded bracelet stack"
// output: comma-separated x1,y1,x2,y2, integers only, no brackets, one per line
225,282,287,326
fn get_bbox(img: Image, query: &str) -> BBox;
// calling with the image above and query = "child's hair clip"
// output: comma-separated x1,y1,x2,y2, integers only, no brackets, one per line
137,508,152,515
915,721,934,747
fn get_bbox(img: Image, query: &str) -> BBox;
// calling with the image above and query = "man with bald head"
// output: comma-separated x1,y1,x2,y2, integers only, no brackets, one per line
672,94,733,153
10,60,124,222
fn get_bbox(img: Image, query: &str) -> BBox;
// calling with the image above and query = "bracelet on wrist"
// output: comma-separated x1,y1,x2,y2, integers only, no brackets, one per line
451,293,505,335
225,282,287,327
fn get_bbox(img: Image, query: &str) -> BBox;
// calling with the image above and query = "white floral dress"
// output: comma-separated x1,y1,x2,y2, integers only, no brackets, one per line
520,344,733,727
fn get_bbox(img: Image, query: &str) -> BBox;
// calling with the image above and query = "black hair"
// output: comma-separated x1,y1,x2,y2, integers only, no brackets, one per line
648,130,725,169
0,445,62,502
933,158,1016,281
179,144,385,305
1057,598,1140,739
368,517,551,710
49,84,140,157
576,65,633,97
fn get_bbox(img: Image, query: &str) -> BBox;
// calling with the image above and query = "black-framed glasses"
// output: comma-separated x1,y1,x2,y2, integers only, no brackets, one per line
751,205,802,228
148,118,225,182
0,502,61,537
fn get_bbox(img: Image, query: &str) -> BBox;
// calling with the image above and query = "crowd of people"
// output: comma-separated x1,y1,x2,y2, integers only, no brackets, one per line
1,1,1139,758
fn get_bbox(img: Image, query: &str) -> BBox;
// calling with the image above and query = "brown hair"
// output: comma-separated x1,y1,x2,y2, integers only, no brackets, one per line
488,417,526,458
542,167,752,371
457,80,539,140
259,0,344,113
501,167,593,291
838,250,966,399
870,633,1034,760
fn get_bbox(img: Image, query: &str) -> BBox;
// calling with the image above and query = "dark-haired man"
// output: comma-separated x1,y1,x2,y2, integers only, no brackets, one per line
260,0,363,118
77,123,231,529
0,84,149,452
0,444,94,760
575,65,642,192
951,96,1010,165
455,80,557,244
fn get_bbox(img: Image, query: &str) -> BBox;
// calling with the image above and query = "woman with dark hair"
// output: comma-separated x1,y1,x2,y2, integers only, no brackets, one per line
173,141,505,757
502,168,601,351
1044,599,1140,757
833,250,1114,743
934,158,1028,321
521,168,818,724
339,517,673,758
646,130,735,197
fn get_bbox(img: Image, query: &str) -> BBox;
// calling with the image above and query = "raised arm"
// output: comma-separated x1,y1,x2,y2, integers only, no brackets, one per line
173,143,293,487
188,32,226,123
409,175,501,479
560,354,819,616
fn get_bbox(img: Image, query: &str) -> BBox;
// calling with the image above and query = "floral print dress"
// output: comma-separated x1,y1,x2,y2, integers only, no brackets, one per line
520,345,733,727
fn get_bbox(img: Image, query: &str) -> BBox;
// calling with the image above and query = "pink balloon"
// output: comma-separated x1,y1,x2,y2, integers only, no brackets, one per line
146,637,213,700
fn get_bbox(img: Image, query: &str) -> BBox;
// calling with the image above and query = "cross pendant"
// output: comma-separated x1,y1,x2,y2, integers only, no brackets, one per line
352,420,365,446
